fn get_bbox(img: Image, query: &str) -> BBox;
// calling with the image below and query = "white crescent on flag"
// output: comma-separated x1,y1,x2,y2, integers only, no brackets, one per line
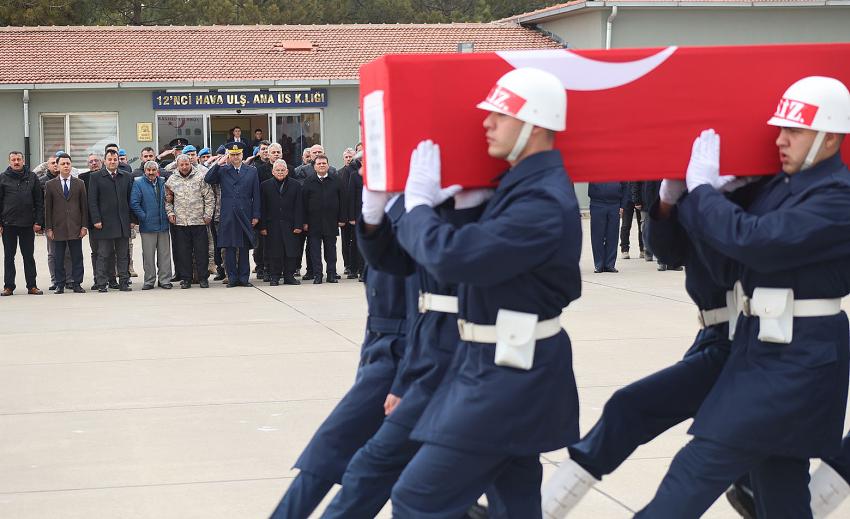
496,46,678,91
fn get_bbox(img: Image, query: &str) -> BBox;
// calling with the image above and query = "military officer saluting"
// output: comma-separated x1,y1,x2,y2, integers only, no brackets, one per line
204,141,260,287
637,76,850,518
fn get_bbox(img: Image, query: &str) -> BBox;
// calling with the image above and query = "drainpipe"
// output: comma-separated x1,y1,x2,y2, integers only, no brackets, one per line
23,89,31,166
606,5,619,50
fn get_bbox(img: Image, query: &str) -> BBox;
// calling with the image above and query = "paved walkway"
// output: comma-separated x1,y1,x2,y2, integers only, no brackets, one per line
0,220,847,518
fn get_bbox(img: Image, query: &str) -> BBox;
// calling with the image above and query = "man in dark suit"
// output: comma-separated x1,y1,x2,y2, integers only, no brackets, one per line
204,142,261,287
88,148,134,292
301,155,344,284
346,154,364,281
259,159,303,286
44,153,88,293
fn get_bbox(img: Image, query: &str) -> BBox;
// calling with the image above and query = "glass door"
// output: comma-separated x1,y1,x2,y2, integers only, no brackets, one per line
274,112,322,168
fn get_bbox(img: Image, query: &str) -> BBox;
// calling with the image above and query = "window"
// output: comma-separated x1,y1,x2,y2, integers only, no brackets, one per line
157,115,204,153
41,113,119,169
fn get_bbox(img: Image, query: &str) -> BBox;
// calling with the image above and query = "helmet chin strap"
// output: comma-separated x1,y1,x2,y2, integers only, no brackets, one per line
507,122,534,162
802,130,826,170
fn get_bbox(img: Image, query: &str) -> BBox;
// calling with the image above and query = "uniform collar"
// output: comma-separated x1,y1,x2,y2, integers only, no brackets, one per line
494,150,565,192
788,152,845,195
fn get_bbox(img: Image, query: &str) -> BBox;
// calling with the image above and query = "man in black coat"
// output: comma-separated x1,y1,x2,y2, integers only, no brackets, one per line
301,155,344,284
259,159,304,286
0,151,44,295
252,141,273,280
346,154,364,281
337,148,356,277
88,149,134,292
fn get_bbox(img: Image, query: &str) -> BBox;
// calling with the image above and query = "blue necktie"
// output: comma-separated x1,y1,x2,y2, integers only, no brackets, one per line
63,179,69,199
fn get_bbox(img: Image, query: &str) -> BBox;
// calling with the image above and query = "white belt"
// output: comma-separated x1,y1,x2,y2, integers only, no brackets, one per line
418,292,458,314
698,307,729,328
744,297,842,318
458,316,562,344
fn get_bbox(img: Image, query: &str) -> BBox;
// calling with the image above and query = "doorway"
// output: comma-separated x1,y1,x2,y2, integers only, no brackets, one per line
274,113,322,169
209,114,269,152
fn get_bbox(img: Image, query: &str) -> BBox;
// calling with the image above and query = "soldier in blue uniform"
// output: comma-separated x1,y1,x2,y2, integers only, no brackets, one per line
204,142,260,287
267,200,417,517
636,76,850,518
385,67,582,517
321,190,495,518
588,182,627,272
541,176,767,515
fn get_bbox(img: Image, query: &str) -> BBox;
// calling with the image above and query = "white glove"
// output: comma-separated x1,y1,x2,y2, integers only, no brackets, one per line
659,179,686,205
685,129,721,192
454,189,495,210
361,187,390,225
404,140,461,212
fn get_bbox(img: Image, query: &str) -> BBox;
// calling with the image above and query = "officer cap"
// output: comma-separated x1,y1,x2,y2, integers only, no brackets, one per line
215,145,226,155
168,137,190,149
225,141,245,155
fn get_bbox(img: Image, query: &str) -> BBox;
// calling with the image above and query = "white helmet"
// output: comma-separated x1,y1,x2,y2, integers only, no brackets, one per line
767,76,850,133
767,76,850,170
477,68,566,161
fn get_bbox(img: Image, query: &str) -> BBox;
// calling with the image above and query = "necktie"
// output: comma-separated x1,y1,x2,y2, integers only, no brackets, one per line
63,179,69,199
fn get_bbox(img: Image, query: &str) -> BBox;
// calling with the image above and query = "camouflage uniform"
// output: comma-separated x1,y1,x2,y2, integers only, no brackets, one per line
165,167,214,224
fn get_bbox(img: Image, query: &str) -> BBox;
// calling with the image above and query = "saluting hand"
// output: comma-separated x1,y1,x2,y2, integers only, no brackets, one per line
94,222,103,229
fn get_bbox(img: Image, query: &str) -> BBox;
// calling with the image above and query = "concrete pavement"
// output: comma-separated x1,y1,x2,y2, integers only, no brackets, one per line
0,220,848,518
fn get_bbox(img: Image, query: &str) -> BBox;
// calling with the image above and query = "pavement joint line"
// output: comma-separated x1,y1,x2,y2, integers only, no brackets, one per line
251,284,359,347
0,397,342,417
0,476,297,495
581,279,694,305
0,349,358,368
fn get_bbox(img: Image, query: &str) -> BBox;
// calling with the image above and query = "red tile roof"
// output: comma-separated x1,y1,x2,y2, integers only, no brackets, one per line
501,0,833,23
0,24,562,85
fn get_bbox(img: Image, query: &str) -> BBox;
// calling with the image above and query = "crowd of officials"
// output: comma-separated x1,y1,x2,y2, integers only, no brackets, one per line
0,130,365,295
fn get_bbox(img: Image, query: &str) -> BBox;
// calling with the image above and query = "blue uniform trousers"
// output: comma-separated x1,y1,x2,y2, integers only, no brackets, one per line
391,442,542,519
321,420,421,518
569,331,729,479
589,202,619,270
635,437,811,518
270,471,334,519
225,246,250,284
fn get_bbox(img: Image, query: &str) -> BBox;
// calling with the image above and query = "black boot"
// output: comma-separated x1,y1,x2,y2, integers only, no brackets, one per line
283,276,301,286
213,267,226,281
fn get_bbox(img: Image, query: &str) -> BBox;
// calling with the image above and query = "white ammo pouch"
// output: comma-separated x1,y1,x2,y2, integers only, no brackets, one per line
457,309,563,371
741,287,842,344
418,292,458,314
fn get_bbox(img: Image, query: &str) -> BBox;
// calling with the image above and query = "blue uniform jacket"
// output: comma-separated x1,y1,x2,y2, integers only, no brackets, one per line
205,163,260,248
293,253,414,482
396,150,582,455
677,152,850,458
588,182,628,207
356,196,482,429
130,176,169,233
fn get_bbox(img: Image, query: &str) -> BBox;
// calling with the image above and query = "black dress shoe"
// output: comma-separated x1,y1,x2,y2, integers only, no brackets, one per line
668,265,683,271
108,281,120,290
239,281,253,287
159,282,173,289
327,277,339,283
313,277,323,284
213,268,226,281
302,273,314,280
73,285,86,293
98,286,108,293
725,483,756,519
283,277,301,286
54,286,65,294
119,284,132,292
346,273,358,279
48,284,57,291
604,267,619,273
226,282,238,288
199,279,209,288
142,284,155,290
593,267,603,273
269,279,280,286
180,281,191,289
657,263,668,271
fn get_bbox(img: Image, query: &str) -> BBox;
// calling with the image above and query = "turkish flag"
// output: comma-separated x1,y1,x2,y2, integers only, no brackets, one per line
359,43,850,190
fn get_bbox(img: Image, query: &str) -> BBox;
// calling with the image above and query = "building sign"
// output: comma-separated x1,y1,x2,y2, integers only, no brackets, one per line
136,122,153,142
152,89,328,110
